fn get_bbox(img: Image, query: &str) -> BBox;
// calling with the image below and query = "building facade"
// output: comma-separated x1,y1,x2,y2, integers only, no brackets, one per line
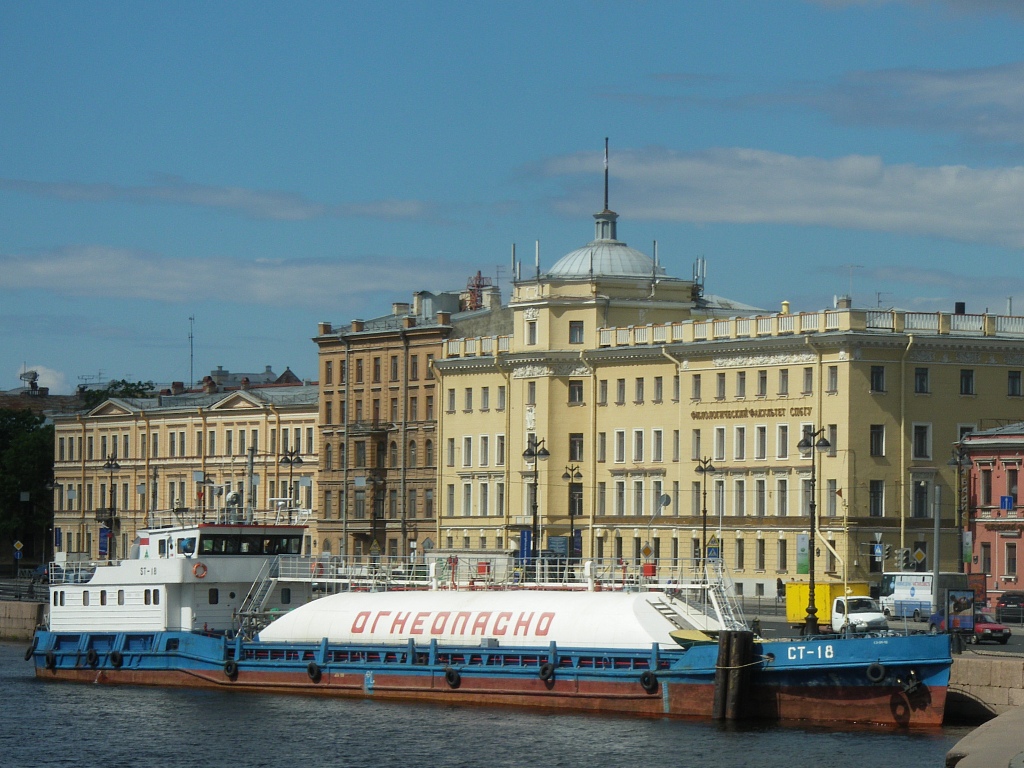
436,202,1024,597
52,382,319,560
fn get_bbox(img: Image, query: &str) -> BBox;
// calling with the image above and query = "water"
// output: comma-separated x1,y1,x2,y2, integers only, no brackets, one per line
2,643,969,768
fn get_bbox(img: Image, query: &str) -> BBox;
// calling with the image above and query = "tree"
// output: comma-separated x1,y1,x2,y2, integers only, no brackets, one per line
0,409,54,560
80,379,156,410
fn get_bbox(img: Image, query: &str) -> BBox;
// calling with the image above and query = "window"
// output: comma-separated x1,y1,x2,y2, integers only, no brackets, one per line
981,469,992,506
324,360,333,385
410,355,419,380
568,380,584,404
869,424,885,457
735,539,745,570
716,372,726,400
870,365,885,392
425,439,434,466
691,374,702,401
372,357,381,383
597,432,607,462
597,482,606,515
446,389,456,412
757,370,768,397
915,367,930,394
869,480,884,517
981,542,991,574
827,365,838,393
912,480,930,519
1010,371,1023,397
633,430,644,462
736,371,746,399
1007,543,1017,577
691,429,701,461
616,379,626,405
653,376,663,402
714,427,725,462
481,387,490,410
755,479,766,516
652,429,663,462
569,433,584,462
734,427,745,460
755,426,767,460
526,381,536,405
464,388,473,411
635,377,644,403
569,321,584,344
526,320,537,345
409,396,418,421
597,380,608,405
672,430,680,462
673,374,680,401
802,367,813,394
426,396,434,420
960,369,975,396
634,481,644,517
776,478,788,516
734,479,745,517
462,437,472,467
480,435,489,466
777,425,789,459
615,481,625,515
778,540,788,571
912,424,931,460
496,435,505,466
446,438,455,467
778,369,789,396
756,539,766,571
614,430,625,463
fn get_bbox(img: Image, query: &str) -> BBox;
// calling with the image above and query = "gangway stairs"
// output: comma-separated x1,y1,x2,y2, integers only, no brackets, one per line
705,560,746,631
237,557,280,637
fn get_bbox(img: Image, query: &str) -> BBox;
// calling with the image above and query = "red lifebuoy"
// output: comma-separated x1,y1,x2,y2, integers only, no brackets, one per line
311,561,323,577
192,562,208,579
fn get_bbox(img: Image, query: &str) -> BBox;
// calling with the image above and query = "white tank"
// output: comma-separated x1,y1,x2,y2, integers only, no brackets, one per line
258,590,720,649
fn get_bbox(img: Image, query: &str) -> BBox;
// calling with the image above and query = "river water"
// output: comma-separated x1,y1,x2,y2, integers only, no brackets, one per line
1,642,971,768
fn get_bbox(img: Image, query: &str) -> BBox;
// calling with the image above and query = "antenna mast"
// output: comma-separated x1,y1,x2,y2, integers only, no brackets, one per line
189,315,195,389
603,137,609,211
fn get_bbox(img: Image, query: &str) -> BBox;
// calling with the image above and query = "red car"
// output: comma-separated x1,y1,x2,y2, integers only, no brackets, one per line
928,611,1011,644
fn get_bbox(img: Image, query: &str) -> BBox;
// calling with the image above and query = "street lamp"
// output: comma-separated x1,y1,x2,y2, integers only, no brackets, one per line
948,445,972,574
562,465,582,564
522,437,550,576
695,457,716,578
797,428,831,636
280,448,303,517
102,454,120,561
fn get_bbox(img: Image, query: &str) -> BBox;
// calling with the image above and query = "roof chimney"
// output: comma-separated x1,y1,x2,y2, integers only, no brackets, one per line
955,301,966,315
437,311,451,325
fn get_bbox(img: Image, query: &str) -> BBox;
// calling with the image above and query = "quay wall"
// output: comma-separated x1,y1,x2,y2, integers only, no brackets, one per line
948,652,1024,719
0,601,45,642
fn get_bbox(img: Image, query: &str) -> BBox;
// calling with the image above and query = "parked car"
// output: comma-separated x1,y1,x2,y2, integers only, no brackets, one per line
928,610,1012,644
995,591,1024,624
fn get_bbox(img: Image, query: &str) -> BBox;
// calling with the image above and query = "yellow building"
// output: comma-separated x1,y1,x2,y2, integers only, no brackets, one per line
52,379,320,560
437,201,1024,597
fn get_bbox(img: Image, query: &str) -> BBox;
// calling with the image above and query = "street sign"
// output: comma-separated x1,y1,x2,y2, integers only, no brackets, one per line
14,550,22,560
1001,495,1015,511
872,543,883,558
13,540,23,551
707,546,720,559
641,543,653,559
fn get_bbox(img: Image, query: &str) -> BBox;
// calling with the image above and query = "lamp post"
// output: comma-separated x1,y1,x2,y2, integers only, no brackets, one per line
948,445,972,574
522,437,550,577
102,454,120,561
280,448,303,520
797,428,831,636
695,457,716,577
562,464,582,564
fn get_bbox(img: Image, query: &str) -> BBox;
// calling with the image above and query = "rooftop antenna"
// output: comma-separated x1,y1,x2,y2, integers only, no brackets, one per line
189,315,195,389
839,264,863,301
603,137,609,211
510,244,516,285
535,240,540,280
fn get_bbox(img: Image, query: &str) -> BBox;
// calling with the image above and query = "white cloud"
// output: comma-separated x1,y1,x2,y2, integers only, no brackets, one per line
546,147,1024,248
0,246,448,305
0,175,433,222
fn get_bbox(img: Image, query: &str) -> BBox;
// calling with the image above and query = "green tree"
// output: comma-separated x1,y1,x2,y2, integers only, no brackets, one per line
80,379,156,410
0,409,54,559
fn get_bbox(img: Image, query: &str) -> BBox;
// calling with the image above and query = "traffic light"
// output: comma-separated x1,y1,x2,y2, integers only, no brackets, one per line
901,549,911,570
885,545,892,560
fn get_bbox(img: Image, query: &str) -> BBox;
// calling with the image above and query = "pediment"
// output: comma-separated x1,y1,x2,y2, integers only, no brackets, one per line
209,391,264,411
88,400,135,417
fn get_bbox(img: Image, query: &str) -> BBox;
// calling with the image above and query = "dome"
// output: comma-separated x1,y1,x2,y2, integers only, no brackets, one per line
545,208,666,279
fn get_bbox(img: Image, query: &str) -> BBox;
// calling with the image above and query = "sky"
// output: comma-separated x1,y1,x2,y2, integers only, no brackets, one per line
4,0,1024,394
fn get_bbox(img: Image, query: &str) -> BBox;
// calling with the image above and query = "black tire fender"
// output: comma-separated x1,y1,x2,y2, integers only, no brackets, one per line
44,650,56,670
444,667,461,689
224,659,238,679
307,661,322,682
538,662,555,681
866,662,885,683
109,650,123,669
24,637,38,662
640,670,659,694
86,648,99,668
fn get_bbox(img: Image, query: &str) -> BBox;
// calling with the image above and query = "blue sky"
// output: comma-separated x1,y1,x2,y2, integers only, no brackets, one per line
4,0,1024,394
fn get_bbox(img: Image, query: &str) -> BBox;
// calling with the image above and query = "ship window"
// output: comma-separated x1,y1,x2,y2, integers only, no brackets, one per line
118,590,125,605
153,589,160,605
166,638,179,651
52,592,58,607
158,540,167,557
100,590,107,606
144,589,151,605
83,591,90,607
59,591,65,606
208,588,219,605
281,588,291,604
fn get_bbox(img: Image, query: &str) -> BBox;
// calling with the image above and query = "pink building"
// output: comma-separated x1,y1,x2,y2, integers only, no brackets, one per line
962,423,1024,604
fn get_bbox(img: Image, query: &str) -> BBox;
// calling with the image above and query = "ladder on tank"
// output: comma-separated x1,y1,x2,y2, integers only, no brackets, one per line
704,560,746,631
237,557,280,637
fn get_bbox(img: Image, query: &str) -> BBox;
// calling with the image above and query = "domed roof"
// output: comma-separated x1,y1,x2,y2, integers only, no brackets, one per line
546,208,666,279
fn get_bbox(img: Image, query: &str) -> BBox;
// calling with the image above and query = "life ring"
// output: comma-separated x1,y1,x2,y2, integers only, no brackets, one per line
311,561,324,577
866,662,886,683
444,667,461,689
24,637,38,661
44,650,56,670
193,562,208,579
109,650,123,669
224,660,238,679
307,661,322,683
86,648,99,668
640,670,659,694
538,662,555,681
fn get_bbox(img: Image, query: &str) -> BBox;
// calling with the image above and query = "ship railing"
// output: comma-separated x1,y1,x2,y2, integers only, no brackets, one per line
145,506,313,529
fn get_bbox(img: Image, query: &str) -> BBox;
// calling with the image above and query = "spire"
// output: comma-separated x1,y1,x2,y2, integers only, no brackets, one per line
595,137,618,241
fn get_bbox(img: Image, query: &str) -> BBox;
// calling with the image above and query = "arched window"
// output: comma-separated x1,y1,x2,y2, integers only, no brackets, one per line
389,441,398,467
322,538,332,553
339,442,346,468
408,440,417,468
324,444,333,470
425,439,434,467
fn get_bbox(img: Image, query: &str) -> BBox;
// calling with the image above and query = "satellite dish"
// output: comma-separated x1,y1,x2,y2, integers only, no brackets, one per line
226,491,242,506
659,494,671,508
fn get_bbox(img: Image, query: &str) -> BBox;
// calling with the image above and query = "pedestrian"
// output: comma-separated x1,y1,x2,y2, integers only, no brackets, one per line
776,578,785,603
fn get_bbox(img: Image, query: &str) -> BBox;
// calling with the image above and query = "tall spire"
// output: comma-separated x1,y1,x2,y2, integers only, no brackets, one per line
603,137,609,212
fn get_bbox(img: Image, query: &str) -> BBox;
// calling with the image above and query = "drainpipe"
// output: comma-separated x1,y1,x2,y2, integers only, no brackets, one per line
900,335,915,552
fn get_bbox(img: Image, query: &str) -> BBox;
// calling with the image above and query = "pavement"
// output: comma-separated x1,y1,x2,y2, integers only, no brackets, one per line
945,706,1024,768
